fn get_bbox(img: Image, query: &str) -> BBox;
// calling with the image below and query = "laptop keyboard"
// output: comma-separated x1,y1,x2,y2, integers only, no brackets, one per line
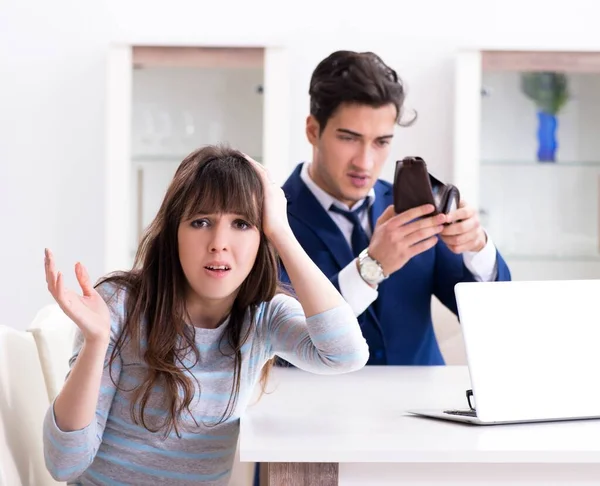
443,409,477,417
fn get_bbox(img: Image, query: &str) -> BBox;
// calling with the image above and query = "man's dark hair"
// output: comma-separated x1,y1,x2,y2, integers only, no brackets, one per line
309,50,416,133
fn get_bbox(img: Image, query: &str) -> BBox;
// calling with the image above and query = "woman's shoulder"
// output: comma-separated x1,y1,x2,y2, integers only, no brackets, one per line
257,292,304,323
96,278,128,308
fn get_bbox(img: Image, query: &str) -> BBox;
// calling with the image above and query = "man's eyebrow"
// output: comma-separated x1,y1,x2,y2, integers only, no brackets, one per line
336,128,363,137
336,128,394,139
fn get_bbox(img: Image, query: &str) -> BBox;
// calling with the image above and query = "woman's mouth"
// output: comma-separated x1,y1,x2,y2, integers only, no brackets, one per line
204,264,231,278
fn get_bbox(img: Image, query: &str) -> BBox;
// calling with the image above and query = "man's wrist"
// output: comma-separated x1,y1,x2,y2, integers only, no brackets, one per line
357,249,388,286
471,230,488,253
356,258,377,289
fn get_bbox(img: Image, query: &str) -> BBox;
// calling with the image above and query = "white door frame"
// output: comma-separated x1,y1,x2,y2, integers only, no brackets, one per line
104,43,291,273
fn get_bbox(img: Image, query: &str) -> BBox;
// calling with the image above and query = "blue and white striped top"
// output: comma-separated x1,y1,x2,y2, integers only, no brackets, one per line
43,283,369,485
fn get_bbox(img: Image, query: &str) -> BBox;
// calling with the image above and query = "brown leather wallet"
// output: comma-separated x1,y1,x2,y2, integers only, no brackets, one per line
393,156,460,216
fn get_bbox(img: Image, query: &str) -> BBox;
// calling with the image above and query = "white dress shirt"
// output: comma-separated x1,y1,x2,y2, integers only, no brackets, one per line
300,162,498,316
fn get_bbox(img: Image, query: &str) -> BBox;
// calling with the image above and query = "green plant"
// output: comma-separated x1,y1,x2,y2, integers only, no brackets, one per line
520,72,569,115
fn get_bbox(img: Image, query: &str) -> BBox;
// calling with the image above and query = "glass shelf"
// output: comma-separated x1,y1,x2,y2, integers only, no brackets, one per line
478,159,599,260
131,154,263,163
502,254,600,262
481,160,600,167
453,50,600,280
132,154,190,162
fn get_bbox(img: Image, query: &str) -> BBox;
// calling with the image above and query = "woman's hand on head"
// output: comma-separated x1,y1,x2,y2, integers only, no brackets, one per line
44,248,111,346
244,154,292,241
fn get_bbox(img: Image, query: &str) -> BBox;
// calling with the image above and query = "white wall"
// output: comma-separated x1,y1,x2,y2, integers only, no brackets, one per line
3,0,600,330
1,0,110,330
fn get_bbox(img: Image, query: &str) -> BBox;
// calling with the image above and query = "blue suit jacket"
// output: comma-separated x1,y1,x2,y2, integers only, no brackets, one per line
280,163,512,365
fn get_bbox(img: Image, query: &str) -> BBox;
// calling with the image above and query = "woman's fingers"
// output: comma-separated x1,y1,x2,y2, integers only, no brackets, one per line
55,270,69,309
45,249,87,312
243,153,273,186
75,262,95,297
45,248,58,297
243,153,264,171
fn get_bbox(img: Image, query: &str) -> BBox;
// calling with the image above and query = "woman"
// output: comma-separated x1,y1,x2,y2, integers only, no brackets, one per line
42,145,369,485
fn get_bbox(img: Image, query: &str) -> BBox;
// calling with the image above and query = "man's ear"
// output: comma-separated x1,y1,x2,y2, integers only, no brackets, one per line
305,115,320,146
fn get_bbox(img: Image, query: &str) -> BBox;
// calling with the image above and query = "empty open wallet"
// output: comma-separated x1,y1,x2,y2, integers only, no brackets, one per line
393,156,460,217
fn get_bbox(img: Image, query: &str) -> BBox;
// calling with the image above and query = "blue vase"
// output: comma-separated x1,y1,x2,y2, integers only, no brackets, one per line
536,111,558,162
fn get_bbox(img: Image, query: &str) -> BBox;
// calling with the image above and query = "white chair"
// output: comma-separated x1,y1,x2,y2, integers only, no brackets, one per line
0,325,64,486
27,304,77,402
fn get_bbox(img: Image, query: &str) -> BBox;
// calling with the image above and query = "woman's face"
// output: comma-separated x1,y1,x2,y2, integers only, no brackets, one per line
177,212,261,307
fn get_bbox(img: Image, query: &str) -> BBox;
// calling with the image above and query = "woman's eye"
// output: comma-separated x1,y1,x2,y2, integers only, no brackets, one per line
234,219,251,230
191,219,209,228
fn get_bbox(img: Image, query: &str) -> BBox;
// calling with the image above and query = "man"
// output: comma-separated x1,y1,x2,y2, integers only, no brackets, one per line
280,50,511,365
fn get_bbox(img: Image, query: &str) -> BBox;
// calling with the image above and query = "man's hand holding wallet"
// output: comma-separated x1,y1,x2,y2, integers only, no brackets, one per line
358,157,487,287
392,156,487,254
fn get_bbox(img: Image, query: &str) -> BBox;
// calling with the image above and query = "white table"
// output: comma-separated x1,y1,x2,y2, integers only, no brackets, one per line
239,366,600,485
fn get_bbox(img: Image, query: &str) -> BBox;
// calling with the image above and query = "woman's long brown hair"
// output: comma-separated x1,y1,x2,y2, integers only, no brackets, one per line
97,145,281,437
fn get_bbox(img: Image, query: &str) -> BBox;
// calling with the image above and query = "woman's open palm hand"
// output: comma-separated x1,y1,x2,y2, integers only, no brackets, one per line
44,248,111,345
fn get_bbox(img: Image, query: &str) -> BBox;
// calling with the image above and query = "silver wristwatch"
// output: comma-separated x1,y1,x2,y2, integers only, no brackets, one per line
357,248,388,286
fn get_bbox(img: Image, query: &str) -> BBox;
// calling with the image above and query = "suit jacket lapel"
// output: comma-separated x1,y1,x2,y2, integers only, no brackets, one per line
284,166,391,340
283,165,393,273
369,180,391,228
283,165,354,270
365,181,393,323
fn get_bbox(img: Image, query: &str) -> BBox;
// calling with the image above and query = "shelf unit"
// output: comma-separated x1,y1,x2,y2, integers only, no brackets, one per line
105,44,290,272
454,49,600,280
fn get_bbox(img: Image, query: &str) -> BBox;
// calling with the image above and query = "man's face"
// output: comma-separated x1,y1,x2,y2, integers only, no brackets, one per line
306,102,397,208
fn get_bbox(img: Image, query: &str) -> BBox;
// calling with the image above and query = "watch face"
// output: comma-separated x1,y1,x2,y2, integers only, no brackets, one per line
362,260,383,281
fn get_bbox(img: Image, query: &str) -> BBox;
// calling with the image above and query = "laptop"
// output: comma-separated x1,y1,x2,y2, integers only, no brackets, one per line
407,279,600,425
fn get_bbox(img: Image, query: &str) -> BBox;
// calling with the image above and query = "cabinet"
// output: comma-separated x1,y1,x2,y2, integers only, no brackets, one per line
454,49,600,280
105,45,290,272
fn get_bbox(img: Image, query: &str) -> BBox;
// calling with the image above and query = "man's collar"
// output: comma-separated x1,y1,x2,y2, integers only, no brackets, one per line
299,162,376,212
